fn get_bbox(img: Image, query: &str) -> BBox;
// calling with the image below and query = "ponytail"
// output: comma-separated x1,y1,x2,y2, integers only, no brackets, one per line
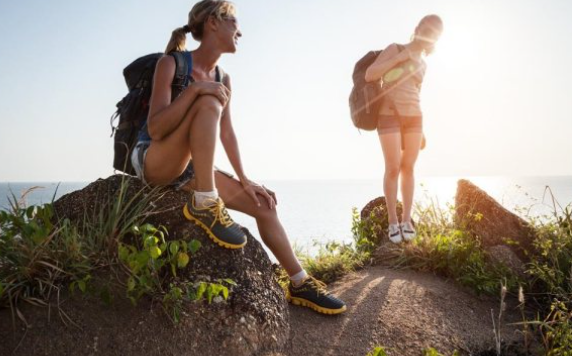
165,25,191,54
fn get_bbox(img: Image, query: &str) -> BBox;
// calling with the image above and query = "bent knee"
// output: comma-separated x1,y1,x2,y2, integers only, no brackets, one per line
194,95,223,116
253,205,278,221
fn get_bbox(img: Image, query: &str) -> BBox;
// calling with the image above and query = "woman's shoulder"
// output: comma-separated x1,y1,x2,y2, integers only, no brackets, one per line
383,43,401,55
157,54,177,68
151,54,177,88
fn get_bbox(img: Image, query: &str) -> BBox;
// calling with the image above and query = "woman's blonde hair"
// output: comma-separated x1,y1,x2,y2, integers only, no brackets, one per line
412,14,443,56
165,0,236,53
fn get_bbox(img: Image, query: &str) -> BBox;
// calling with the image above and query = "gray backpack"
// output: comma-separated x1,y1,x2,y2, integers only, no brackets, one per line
348,50,384,131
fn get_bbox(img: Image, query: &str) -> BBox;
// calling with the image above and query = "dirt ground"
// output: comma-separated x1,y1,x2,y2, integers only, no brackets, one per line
285,266,524,356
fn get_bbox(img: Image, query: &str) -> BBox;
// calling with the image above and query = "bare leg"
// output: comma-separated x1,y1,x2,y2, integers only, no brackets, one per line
144,95,223,188
378,132,402,224
182,172,303,277
400,132,423,222
189,96,223,191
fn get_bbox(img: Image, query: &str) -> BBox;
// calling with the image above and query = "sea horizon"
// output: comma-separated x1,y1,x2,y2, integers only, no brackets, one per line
2,175,571,256
2,173,571,183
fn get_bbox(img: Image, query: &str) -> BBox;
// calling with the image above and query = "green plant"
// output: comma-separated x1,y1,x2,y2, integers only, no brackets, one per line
527,205,572,297
189,279,236,303
542,300,572,355
162,279,237,323
396,229,520,295
423,348,459,356
0,198,90,308
522,200,572,354
366,346,389,356
0,177,162,322
352,207,377,254
298,240,366,284
118,223,201,305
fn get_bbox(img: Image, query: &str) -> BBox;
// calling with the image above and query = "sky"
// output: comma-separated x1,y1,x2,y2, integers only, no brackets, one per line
0,0,571,182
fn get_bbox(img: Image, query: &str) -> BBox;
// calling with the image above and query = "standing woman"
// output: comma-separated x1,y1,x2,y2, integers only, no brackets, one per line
131,0,346,314
365,15,443,243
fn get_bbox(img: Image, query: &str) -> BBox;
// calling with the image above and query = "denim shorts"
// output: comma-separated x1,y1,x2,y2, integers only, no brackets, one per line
131,141,235,190
377,115,423,135
131,141,196,189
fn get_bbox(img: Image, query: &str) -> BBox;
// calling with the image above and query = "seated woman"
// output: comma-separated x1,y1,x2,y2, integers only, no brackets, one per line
131,0,346,315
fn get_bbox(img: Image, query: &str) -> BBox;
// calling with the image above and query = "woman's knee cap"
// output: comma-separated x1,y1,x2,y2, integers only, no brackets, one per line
254,205,278,221
401,162,415,175
195,95,223,116
385,165,400,179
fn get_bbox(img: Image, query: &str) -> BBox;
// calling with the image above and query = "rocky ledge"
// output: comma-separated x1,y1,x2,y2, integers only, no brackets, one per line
0,175,289,356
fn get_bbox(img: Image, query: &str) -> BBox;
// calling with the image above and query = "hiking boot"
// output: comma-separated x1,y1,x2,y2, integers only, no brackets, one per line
388,223,403,244
183,192,247,249
400,221,416,242
287,276,347,315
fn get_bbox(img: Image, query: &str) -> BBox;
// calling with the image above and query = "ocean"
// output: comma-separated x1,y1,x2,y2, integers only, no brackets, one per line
1,177,571,255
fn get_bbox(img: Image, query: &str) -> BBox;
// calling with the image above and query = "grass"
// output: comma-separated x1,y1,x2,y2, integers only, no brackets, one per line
366,345,460,356
0,177,158,322
297,240,367,284
0,176,233,326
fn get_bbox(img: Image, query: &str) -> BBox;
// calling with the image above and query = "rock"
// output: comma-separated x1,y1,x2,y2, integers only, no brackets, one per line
0,175,289,356
454,179,536,260
487,245,527,278
371,241,402,266
360,197,412,248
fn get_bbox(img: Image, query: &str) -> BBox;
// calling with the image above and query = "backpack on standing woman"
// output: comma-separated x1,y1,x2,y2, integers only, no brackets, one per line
348,50,384,131
348,46,426,149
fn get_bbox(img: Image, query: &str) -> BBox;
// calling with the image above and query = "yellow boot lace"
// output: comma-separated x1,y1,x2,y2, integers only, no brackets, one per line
307,276,329,296
207,199,234,228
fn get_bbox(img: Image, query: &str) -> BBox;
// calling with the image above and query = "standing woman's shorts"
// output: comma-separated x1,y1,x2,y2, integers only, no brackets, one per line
377,115,423,135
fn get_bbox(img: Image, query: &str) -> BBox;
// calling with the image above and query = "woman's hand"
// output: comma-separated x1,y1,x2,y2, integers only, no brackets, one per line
241,178,277,209
192,81,231,107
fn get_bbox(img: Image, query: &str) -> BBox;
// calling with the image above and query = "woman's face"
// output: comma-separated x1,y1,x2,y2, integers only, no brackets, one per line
215,15,242,53
415,19,443,49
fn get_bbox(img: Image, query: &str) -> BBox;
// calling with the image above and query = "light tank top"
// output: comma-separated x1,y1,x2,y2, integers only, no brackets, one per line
379,45,426,117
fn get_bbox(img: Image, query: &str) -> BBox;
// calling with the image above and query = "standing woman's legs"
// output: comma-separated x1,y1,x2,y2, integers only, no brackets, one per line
400,131,423,223
379,132,402,224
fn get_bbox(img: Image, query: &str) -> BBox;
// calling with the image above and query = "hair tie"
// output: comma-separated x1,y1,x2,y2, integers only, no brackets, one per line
182,25,191,33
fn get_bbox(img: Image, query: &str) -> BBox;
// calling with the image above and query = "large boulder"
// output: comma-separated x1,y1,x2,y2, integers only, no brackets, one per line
0,175,289,356
455,179,537,261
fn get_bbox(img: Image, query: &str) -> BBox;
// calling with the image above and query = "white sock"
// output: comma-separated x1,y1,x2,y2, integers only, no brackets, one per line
194,189,219,208
290,269,308,286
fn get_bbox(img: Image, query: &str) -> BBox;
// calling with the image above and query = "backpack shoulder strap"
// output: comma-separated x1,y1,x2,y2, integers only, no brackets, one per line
215,66,226,84
169,51,192,87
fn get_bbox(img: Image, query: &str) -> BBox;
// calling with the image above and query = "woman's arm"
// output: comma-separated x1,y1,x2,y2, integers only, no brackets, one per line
147,55,230,141
364,43,411,83
219,74,276,208
219,74,247,181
